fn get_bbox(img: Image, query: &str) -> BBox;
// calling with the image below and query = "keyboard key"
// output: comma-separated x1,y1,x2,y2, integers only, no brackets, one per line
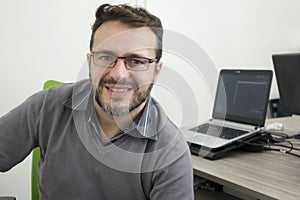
191,123,247,139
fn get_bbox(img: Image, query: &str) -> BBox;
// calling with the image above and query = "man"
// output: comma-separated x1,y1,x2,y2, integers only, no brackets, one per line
0,4,193,199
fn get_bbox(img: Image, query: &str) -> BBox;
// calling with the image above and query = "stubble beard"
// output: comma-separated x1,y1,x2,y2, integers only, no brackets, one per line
95,78,154,117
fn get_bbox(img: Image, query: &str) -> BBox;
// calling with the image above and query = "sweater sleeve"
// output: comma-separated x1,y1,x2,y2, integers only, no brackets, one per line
149,145,194,200
0,91,46,172
141,126,194,200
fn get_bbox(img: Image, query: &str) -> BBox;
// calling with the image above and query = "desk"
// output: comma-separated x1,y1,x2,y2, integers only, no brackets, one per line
192,115,300,200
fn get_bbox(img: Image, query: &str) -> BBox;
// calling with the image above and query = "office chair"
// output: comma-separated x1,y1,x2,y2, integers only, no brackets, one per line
31,80,63,200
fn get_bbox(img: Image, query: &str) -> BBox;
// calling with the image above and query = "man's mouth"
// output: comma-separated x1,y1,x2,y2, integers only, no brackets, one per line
99,78,138,98
106,86,132,93
105,85,134,98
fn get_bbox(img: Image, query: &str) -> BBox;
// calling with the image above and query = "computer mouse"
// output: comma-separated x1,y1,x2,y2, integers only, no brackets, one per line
266,123,284,130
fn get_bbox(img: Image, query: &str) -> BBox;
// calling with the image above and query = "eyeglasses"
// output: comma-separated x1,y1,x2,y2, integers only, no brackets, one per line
90,52,158,71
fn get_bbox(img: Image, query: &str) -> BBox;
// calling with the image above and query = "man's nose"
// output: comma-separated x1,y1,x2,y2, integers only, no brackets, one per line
108,58,130,80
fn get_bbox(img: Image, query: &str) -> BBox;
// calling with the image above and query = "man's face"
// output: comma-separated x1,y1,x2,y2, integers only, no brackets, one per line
88,21,162,117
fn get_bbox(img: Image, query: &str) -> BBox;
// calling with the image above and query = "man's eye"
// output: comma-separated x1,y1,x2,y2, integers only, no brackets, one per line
129,58,146,65
99,55,114,62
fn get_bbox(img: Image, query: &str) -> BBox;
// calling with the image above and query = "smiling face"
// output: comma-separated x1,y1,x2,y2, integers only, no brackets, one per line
88,21,162,117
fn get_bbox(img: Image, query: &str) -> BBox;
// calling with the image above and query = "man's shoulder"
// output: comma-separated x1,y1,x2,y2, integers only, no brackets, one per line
149,98,189,154
26,79,91,113
43,79,87,95
150,98,184,139
42,79,90,102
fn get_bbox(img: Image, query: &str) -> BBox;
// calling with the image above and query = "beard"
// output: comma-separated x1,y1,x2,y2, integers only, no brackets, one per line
95,78,154,117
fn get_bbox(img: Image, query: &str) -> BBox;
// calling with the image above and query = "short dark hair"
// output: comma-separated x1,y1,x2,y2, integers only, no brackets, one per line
90,4,163,60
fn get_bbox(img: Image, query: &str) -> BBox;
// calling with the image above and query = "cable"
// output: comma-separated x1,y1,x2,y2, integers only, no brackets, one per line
274,143,300,152
237,132,300,158
287,133,300,139
264,147,300,158
286,152,300,158
272,141,293,153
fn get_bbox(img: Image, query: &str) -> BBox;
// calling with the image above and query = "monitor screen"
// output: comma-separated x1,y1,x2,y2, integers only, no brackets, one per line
212,70,273,126
272,53,300,115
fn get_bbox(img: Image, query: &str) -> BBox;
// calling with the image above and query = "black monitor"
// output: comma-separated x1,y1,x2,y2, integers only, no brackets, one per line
272,53,300,115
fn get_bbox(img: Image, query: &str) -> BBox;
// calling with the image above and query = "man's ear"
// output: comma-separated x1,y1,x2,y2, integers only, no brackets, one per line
86,53,91,66
154,61,163,82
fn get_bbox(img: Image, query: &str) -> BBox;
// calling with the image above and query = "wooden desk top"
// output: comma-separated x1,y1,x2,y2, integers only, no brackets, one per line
192,116,300,200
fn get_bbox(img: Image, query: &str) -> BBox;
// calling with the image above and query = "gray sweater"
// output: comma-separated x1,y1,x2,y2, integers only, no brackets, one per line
0,79,193,200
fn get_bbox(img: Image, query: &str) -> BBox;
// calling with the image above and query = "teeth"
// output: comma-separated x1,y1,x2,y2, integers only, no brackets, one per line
110,88,130,92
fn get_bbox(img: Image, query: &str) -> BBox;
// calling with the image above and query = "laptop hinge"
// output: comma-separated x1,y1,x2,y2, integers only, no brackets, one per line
210,119,258,130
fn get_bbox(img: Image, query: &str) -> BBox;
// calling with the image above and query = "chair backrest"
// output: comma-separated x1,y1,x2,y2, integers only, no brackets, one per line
31,80,63,200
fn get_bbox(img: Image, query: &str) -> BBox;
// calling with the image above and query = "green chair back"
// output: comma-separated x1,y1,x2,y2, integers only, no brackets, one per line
31,80,63,200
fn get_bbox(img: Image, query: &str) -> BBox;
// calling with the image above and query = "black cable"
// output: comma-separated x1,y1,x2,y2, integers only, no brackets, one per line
273,144,295,152
237,133,300,158
264,147,300,158
288,145,300,152
289,133,300,139
286,151,300,158
273,142,300,152
272,141,293,153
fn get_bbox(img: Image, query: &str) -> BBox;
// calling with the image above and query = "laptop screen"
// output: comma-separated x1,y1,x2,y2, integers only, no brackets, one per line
212,70,273,126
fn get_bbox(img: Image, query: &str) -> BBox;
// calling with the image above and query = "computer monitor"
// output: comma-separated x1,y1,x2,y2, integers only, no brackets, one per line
272,53,300,115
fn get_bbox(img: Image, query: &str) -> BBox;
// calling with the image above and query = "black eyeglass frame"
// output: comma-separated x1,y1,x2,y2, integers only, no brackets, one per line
90,52,158,71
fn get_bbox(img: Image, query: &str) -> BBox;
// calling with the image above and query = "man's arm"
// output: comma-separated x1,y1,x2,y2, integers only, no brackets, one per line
0,92,44,172
149,147,194,200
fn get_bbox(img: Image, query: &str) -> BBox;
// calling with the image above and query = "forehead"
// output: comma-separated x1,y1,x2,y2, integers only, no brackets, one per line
92,21,157,55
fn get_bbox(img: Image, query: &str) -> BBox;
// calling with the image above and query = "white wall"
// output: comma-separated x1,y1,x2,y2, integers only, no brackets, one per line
1,0,299,199
148,0,300,98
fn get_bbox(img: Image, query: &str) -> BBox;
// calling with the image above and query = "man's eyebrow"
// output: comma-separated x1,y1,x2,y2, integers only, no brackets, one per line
92,50,149,58
122,52,147,58
92,49,115,55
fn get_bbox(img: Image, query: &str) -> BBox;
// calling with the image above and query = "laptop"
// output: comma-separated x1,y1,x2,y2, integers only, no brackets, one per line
182,69,273,149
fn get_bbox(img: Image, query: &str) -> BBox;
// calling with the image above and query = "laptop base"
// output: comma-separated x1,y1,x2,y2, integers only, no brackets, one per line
188,133,264,160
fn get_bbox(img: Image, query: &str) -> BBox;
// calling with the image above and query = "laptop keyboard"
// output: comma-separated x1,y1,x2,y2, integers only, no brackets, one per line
191,123,248,140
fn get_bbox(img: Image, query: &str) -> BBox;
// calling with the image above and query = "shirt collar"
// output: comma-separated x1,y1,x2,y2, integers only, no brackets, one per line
63,79,162,141
63,79,92,111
